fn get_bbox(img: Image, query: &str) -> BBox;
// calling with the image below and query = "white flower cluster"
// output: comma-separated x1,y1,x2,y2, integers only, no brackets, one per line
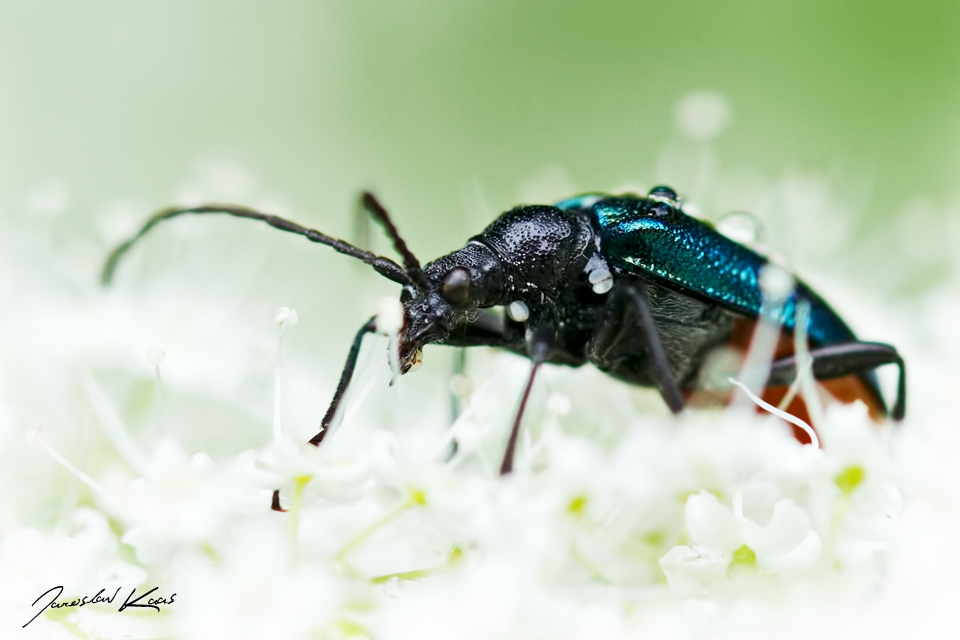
2,122,957,639
2,376,912,639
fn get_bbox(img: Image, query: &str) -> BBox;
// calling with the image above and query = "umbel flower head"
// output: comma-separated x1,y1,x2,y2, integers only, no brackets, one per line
2,95,949,638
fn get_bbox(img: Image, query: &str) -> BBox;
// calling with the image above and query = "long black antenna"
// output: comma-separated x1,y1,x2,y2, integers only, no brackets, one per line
360,192,428,290
101,204,410,286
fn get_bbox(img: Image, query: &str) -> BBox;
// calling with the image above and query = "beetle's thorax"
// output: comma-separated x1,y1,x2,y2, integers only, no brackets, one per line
474,205,596,299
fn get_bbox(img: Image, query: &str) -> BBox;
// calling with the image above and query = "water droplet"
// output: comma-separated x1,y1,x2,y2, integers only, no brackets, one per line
588,269,613,294
717,210,765,249
508,300,530,322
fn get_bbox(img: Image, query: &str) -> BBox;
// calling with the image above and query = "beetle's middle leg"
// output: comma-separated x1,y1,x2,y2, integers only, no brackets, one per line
588,282,686,414
443,309,549,475
499,324,554,475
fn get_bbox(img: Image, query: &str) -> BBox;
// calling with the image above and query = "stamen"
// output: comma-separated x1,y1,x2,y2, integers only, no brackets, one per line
433,359,512,462
273,307,299,440
81,370,148,475
375,297,404,335
776,354,813,412
793,300,824,428
27,427,104,495
732,264,795,411
732,490,744,519
146,345,166,438
377,297,404,386
728,378,820,448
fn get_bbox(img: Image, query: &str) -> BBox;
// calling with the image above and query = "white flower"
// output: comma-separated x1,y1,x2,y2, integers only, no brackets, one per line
101,440,259,563
0,509,141,611
258,435,374,504
170,522,345,640
661,490,822,595
659,544,730,597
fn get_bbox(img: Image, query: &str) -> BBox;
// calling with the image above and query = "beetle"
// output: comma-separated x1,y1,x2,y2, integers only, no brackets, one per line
103,186,906,504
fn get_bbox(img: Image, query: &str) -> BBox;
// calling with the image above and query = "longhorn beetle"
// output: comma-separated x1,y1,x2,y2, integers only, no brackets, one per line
103,186,906,510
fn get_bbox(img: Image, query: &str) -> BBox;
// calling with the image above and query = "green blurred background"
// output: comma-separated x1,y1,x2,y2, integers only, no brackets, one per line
1,0,957,252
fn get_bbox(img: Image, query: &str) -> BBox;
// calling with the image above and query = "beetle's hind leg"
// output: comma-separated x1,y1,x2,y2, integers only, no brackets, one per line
767,341,906,421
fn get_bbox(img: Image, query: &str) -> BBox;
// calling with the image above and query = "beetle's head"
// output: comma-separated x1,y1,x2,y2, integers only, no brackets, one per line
396,243,505,373
355,192,506,374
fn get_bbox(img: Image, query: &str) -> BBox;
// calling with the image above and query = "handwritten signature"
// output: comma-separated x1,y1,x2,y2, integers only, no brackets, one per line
24,585,176,628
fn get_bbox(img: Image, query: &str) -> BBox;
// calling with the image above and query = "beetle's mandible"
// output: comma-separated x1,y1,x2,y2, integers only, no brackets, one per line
102,186,906,508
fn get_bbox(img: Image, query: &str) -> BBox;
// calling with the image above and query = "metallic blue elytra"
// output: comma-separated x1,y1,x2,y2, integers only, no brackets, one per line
557,193,858,348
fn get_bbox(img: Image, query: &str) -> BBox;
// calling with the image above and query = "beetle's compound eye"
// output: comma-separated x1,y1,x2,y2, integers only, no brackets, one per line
441,267,473,305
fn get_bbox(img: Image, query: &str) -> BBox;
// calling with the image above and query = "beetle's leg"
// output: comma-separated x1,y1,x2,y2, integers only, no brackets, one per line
590,283,685,414
433,307,546,475
499,362,542,475
500,325,553,475
621,283,685,414
272,316,377,512
768,341,906,420
309,316,379,445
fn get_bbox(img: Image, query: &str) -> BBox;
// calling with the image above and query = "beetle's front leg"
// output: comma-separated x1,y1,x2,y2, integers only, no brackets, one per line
308,316,379,445
272,316,377,512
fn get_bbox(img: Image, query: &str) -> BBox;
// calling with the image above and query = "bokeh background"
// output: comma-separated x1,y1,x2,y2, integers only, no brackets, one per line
2,0,958,240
